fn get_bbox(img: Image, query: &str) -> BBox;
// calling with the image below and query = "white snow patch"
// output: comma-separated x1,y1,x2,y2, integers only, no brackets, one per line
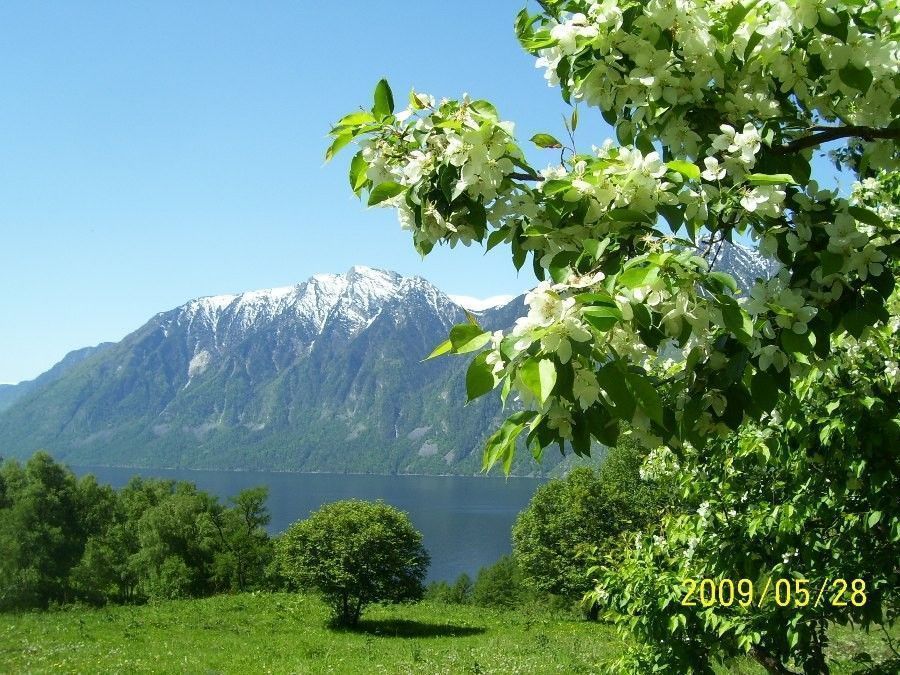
188,350,211,378
449,294,515,311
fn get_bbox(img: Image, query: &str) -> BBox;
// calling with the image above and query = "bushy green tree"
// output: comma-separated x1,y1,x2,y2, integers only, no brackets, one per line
0,453,86,608
513,439,671,609
592,260,900,673
450,572,474,604
276,500,429,626
132,484,223,600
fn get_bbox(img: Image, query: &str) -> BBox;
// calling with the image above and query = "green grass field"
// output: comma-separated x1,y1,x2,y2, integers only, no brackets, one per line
1,593,897,674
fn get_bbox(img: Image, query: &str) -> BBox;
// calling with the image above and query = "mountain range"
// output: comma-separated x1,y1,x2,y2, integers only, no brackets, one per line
0,245,773,476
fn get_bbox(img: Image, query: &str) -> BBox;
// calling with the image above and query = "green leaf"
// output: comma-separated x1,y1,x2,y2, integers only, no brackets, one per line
817,15,848,42
708,271,739,294
848,206,885,228
541,179,571,196
750,370,778,406
372,78,394,118
618,265,656,289
746,173,797,185
583,238,610,261
868,511,882,528
325,132,353,163
482,411,537,473
839,64,873,94
530,133,563,149
337,111,377,127
349,152,368,193
367,181,407,206
424,338,452,361
570,108,578,132
596,365,636,420
470,100,499,121
666,160,700,180
720,297,753,344
744,30,765,61
625,371,664,425
781,330,813,355
842,307,875,338
449,323,491,354
519,359,557,406
658,204,685,232
726,0,762,39
581,305,622,332
819,251,845,277
486,228,509,252
466,352,496,402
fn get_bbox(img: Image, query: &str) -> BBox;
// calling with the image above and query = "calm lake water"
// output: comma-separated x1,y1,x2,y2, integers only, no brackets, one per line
70,466,544,582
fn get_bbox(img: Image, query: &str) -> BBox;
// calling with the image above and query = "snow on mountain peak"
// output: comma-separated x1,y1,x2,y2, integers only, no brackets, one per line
449,294,516,312
169,266,447,345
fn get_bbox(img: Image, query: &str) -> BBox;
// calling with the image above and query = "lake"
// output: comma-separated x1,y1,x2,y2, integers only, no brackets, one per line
71,466,545,583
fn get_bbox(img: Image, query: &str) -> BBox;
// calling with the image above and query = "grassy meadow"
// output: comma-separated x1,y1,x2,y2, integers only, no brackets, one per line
2,592,898,674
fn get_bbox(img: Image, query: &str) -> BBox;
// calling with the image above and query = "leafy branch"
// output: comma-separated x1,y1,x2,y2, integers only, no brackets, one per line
773,126,900,154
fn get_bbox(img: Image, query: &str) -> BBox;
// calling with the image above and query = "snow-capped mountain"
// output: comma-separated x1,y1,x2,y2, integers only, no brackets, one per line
0,245,769,475
0,266,524,474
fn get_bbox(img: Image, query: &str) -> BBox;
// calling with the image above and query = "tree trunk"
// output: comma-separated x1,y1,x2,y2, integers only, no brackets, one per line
805,625,831,675
751,647,801,675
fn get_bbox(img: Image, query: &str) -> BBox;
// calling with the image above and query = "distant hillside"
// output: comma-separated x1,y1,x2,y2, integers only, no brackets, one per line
0,245,774,475
0,344,113,412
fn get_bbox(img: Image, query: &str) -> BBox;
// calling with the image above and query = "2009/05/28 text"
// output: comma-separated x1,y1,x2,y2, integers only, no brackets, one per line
679,578,867,608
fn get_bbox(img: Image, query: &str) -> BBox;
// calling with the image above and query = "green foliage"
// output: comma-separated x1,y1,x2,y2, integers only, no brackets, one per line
513,439,673,605
276,500,429,626
471,555,532,609
426,572,474,605
330,1,898,472
591,268,900,672
0,452,88,608
0,453,274,610
209,487,272,593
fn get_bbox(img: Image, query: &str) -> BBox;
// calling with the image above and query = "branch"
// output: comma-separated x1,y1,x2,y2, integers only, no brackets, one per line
510,172,544,181
772,125,900,154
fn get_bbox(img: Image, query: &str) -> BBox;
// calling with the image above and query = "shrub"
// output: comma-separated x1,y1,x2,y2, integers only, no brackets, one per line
277,499,429,626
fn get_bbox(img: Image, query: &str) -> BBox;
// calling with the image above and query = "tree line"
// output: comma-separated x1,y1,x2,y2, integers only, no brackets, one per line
0,452,272,610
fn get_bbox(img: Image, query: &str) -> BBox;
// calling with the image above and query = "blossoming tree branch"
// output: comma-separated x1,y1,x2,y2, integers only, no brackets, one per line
326,0,898,472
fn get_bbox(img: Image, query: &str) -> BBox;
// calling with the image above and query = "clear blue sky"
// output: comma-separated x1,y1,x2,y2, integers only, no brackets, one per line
0,2,843,384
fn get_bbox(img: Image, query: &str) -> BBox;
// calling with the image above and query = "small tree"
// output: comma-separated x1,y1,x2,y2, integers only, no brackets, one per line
208,486,272,592
277,500,429,626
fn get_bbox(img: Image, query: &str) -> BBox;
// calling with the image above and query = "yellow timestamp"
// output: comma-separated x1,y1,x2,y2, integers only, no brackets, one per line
679,578,867,608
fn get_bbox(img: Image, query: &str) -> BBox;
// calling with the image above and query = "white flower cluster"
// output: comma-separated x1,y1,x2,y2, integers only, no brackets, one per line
706,123,787,217
639,446,681,481
532,0,899,169
852,176,900,225
360,94,530,251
